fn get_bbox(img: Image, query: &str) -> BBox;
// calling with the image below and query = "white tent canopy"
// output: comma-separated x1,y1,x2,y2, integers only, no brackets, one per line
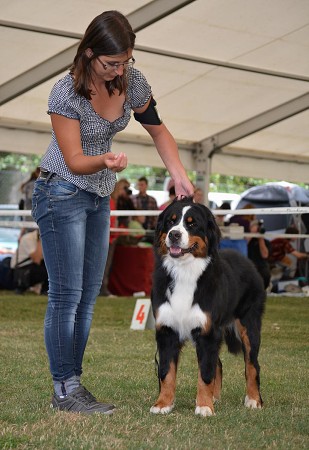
0,0,309,185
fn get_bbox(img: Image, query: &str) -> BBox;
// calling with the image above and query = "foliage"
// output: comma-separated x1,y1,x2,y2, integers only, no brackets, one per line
119,165,309,194
0,152,41,173
1,153,308,194
0,293,308,449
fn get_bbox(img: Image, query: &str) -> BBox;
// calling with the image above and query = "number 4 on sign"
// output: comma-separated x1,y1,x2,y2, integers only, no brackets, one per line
130,299,155,330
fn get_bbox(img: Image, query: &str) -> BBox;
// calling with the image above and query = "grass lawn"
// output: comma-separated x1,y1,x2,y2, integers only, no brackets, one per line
0,292,308,449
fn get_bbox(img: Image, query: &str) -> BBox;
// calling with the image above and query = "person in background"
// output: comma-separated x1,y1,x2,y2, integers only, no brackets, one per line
116,179,135,228
247,219,271,289
193,187,204,204
19,168,41,234
128,214,146,237
215,201,230,227
159,185,176,210
19,167,40,211
269,226,308,279
32,10,193,415
10,229,48,294
229,203,255,232
131,176,158,230
101,178,131,297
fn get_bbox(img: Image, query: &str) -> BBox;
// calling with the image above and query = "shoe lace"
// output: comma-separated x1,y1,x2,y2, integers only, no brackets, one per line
75,386,98,405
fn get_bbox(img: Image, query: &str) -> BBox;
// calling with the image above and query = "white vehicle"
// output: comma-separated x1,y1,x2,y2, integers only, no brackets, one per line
208,193,240,209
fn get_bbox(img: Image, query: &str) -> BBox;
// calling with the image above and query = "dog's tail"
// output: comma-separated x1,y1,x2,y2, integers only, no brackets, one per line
224,323,242,355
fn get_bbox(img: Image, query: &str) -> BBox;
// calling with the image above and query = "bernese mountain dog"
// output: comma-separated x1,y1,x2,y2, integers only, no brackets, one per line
150,197,265,416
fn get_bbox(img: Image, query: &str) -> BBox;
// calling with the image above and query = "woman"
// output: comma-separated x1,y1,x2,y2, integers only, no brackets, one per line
32,10,193,415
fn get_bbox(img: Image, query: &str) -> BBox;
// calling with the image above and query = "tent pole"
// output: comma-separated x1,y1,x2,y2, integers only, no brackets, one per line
193,142,214,207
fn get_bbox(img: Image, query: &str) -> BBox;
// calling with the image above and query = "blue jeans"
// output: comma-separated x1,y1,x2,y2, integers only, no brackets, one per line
32,178,110,382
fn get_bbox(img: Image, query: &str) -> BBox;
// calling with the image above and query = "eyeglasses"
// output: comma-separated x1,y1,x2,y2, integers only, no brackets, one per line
96,57,135,71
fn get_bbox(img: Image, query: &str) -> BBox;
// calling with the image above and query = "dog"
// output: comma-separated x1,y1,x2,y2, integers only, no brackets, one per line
150,197,265,416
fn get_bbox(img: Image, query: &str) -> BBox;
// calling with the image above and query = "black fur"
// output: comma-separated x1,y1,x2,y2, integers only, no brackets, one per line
150,197,266,414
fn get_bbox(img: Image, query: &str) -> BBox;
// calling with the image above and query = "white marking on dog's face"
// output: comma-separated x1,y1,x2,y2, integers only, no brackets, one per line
165,205,191,249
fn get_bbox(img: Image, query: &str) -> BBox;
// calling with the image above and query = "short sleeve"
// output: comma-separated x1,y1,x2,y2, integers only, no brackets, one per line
127,68,152,109
47,75,80,120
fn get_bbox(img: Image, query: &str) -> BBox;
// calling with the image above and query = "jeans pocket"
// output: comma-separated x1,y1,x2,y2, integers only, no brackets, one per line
50,181,79,201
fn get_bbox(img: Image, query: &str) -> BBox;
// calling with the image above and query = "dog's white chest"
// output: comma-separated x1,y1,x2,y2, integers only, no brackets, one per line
156,260,209,341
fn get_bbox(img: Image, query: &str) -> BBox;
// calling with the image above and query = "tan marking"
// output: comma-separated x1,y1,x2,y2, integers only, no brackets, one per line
153,361,176,409
187,216,193,223
158,233,168,255
235,319,262,406
190,236,208,258
213,361,222,401
154,311,160,327
196,368,215,414
201,313,212,335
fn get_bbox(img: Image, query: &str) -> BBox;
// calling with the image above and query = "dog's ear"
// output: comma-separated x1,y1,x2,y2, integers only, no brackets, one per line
201,205,221,257
154,208,165,248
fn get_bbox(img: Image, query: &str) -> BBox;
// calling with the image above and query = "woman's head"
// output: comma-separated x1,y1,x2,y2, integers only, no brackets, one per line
71,11,136,98
84,11,135,57
111,178,131,200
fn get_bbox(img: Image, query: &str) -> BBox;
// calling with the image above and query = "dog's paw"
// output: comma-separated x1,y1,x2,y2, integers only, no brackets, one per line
150,404,174,414
195,406,214,417
244,395,262,409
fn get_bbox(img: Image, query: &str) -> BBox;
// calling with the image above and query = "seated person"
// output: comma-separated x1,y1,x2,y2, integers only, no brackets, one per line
128,215,146,236
269,226,308,280
10,229,48,294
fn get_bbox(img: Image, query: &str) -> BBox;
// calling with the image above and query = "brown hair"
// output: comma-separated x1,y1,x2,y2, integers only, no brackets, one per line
111,178,130,200
70,11,136,99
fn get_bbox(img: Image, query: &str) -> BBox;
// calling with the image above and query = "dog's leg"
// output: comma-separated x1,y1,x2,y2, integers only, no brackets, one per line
236,318,263,409
195,369,215,416
213,357,222,402
150,326,181,414
194,330,221,416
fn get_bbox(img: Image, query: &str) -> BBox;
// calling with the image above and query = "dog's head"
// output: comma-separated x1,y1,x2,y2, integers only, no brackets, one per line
154,197,221,261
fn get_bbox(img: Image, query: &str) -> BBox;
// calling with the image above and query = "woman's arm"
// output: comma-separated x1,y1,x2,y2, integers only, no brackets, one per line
51,114,127,175
258,238,269,259
140,121,194,197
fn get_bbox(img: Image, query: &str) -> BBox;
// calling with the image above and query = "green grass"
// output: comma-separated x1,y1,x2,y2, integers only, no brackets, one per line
0,292,308,450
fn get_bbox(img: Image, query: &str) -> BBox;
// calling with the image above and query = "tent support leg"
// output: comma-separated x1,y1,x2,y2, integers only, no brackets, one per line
193,142,215,207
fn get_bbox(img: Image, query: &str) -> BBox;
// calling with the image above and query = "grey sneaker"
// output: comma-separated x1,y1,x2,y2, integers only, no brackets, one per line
51,385,115,415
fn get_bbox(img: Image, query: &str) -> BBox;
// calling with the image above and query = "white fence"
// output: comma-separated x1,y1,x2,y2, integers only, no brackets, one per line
1,206,309,240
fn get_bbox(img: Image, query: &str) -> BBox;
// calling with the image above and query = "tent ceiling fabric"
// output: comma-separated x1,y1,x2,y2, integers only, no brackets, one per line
0,0,309,183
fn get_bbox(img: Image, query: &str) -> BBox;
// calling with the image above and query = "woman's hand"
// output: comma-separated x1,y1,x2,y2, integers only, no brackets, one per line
104,152,128,172
174,177,194,199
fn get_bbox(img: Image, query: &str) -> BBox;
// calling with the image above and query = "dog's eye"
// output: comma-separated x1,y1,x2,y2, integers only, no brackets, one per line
186,217,196,228
167,214,177,226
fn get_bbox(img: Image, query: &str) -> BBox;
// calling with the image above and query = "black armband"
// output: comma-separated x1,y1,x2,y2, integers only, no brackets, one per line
133,96,162,125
